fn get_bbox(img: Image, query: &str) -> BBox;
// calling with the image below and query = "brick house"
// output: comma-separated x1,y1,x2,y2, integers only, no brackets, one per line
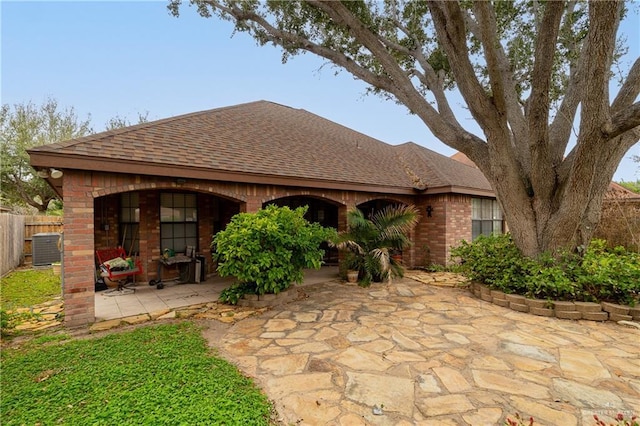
29,100,496,326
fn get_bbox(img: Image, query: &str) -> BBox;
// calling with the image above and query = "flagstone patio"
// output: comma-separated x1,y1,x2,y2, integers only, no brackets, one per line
208,275,639,426
51,268,640,425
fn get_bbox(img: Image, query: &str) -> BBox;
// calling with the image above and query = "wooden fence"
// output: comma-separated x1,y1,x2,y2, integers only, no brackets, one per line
1,214,26,277
0,214,64,277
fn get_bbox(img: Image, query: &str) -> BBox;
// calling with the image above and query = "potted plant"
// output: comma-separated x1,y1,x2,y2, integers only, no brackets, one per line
344,252,361,283
330,204,419,286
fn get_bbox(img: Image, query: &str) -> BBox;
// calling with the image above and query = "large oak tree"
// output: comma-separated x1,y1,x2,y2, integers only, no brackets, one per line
170,0,640,258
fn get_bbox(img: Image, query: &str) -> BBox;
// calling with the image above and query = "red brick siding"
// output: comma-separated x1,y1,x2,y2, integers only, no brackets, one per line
65,170,476,326
413,194,472,266
62,172,96,328
443,194,472,263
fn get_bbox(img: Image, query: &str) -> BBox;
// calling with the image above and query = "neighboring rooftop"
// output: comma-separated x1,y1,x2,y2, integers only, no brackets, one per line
29,100,493,196
450,151,640,200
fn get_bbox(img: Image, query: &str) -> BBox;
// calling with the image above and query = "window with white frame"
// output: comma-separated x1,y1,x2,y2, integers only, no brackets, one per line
472,198,503,240
160,192,198,253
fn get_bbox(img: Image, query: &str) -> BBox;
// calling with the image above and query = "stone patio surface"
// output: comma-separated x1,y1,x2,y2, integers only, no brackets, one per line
210,276,640,426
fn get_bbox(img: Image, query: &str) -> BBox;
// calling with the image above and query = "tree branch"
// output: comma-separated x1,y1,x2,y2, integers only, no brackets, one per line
609,102,640,139
578,1,620,138
310,1,485,156
385,15,458,123
471,2,530,176
548,0,584,159
611,56,640,114
426,1,498,132
205,0,396,92
526,0,565,200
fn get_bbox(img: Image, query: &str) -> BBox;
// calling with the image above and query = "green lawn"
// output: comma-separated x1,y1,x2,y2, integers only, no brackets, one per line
0,268,61,311
1,322,275,425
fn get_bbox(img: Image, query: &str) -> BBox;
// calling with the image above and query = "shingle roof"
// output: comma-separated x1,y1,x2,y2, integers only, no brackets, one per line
606,182,640,200
395,143,492,192
29,100,493,194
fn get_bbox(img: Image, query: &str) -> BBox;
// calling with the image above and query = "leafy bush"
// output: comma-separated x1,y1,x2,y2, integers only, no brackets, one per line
451,234,640,305
578,240,640,305
218,282,259,305
451,234,532,294
213,205,334,303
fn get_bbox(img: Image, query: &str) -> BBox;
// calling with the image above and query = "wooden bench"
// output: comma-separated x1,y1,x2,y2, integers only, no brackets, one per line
96,247,143,291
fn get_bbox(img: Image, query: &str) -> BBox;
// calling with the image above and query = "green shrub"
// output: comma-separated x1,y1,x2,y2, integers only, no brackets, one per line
451,235,640,305
218,282,258,305
451,234,531,294
213,205,334,303
578,240,640,305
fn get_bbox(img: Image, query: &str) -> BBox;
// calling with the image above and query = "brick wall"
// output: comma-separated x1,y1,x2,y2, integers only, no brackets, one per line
65,169,476,326
413,194,472,266
443,194,472,263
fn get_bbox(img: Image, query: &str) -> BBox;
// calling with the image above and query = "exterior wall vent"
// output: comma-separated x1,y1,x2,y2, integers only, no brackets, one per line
32,232,61,266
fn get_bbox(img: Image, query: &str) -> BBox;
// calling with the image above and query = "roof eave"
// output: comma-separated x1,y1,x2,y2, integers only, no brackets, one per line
423,185,495,197
29,152,418,196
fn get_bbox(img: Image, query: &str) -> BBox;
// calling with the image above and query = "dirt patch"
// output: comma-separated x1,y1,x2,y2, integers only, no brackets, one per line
198,319,233,347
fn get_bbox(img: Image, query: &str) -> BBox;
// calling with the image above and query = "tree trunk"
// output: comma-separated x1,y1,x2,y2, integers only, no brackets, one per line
483,136,622,258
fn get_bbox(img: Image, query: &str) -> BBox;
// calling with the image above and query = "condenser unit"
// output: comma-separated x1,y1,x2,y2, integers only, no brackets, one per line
32,232,61,266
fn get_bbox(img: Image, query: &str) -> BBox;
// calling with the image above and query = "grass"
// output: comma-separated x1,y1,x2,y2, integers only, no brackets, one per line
0,268,61,311
1,322,275,425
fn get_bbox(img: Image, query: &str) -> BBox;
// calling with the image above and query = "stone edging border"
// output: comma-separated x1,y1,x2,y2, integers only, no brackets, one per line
468,281,640,322
237,286,300,308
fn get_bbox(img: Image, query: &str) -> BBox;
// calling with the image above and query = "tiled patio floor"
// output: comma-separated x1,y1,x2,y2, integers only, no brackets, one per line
94,267,339,321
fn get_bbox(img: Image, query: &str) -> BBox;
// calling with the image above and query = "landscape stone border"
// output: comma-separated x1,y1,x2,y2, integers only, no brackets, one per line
468,281,640,322
236,286,299,308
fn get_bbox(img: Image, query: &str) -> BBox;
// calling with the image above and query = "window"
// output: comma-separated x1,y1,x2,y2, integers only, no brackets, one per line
160,193,198,253
472,198,503,240
120,192,140,254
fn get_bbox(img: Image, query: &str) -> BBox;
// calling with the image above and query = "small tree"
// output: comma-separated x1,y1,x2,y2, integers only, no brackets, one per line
1,98,92,211
213,205,334,303
331,204,419,286
105,112,150,130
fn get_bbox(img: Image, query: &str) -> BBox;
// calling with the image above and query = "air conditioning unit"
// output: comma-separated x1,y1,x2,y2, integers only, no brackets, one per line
32,232,61,266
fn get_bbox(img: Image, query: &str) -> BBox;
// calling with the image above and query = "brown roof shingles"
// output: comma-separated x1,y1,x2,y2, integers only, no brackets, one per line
395,142,493,192
29,100,493,195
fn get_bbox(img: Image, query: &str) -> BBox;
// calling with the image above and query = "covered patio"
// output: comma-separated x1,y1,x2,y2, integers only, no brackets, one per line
95,266,339,322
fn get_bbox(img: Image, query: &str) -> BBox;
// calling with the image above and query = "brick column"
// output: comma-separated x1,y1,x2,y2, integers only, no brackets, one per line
443,194,472,263
143,191,160,281
63,171,96,327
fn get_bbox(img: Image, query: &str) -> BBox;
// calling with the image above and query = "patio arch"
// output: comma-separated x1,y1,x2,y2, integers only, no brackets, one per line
263,195,341,264
356,198,409,218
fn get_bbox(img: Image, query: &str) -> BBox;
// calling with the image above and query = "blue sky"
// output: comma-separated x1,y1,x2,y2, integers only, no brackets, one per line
2,1,638,181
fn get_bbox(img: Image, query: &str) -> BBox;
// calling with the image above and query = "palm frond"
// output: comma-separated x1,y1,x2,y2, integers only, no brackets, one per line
373,205,420,247
335,205,419,286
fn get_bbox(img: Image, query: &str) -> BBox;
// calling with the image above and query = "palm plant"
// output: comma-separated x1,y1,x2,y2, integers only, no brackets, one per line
331,204,420,286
